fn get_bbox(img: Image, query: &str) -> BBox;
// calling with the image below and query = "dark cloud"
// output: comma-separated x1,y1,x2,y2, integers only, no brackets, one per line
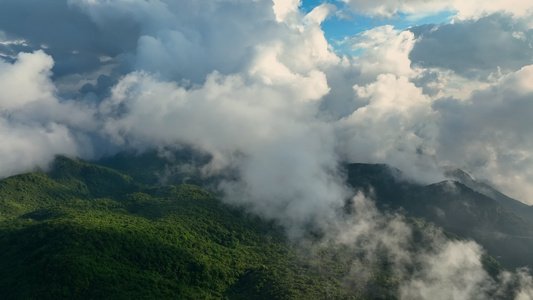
409,14,533,78
69,0,283,82
0,0,139,77
79,74,117,99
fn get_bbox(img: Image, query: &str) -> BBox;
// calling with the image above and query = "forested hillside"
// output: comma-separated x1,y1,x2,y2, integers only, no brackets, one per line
4,156,531,299
0,156,401,299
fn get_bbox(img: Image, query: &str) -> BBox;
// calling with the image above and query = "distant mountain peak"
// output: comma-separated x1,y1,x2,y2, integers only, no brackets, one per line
443,165,533,216
443,167,476,183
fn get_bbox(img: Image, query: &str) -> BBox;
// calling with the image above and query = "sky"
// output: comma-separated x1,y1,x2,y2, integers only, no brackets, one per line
1,0,532,203
2,0,533,298
300,0,457,53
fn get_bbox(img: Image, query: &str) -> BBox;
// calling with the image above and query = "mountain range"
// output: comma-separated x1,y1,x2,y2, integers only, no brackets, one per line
1,152,531,299
346,163,533,269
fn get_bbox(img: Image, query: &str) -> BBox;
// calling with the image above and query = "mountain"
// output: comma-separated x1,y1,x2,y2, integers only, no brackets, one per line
346,163,533,269
95,148,213,186
1,155,528,299
444,168,533,221
0,156,401,299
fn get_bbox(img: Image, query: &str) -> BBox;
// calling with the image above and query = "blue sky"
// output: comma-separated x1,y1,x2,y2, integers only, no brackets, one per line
300,0,456,53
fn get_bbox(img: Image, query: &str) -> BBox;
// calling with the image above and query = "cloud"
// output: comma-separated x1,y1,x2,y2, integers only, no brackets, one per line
0,51,86,177
347,25,417,81
0,51,55,109
339,0,533,19
319,25,418,119
410,14,533,79
68,0,284,83
317,192,533,300
273,0,301,22
304,3,337,25
335,72,442,183
434,64,533,203
339,0,452,18
0,0,136,78
96,59,339,236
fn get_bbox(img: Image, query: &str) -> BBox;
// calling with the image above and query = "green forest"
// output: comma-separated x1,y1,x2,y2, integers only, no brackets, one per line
0,155,523,299
0,156,399,299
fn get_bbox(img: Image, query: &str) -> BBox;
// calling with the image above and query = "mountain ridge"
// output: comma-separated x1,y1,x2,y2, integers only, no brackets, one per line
0,155,398,299
444,167,533,220
1,154,530,299
346,163,533,268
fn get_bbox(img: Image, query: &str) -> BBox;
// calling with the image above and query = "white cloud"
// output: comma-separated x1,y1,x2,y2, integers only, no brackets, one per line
0,120,79,178
347,25,417,81
339,0,533,20
304,3,337,25
340,0,451,18
0,51,55,110
97,57,337,236
273,0,301,22
336,73,441,182
0,51,85,177
434,64,533,204
62,0,533,207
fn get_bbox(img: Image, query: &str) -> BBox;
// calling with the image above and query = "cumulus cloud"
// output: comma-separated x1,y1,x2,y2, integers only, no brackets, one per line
337,75,445,184
346,25,417,81
0,51,56,109
68,0,284,83
96,57,339,236
434,64,533,204
339,0,533,20
410,14,533,79
273,0,301,22
0,51,88,177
